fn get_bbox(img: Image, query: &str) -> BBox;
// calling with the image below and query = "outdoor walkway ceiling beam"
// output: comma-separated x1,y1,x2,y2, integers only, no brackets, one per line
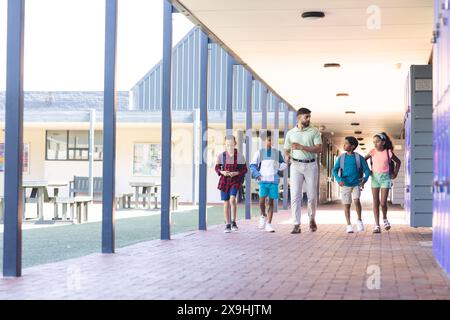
225,54,235,133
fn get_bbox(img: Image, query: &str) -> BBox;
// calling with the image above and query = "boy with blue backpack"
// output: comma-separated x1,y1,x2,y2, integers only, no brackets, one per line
250,130,287,233
332,136,371,233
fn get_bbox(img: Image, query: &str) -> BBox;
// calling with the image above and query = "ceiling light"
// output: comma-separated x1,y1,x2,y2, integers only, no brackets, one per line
324,63,340,68
351,122,360,126
357,137,364,141
336,93,349,97
355,131,362,134
360,143,365,146
301,11,325,19
345,111,356,114
361,147,366,150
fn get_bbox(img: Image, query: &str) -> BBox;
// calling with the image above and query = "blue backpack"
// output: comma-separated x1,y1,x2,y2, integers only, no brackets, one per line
338,153,364,179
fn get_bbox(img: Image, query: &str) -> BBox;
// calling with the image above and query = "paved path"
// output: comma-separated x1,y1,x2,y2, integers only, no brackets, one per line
1,204,449,300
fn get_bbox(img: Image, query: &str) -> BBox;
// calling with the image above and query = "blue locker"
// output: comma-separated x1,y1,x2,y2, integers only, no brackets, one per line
404,65,433,227
432,0,450,277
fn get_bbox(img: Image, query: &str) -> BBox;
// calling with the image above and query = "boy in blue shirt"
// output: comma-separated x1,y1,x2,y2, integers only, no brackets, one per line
332,136,371,233
250,131,287,232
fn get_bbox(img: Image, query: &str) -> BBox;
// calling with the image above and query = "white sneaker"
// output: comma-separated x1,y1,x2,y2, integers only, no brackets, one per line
258,216,266,229
265,223,275,233
346,225,354,233
356,220,364,232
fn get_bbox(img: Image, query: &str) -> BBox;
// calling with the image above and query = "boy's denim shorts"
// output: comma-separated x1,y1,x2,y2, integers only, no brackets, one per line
220,187,238,201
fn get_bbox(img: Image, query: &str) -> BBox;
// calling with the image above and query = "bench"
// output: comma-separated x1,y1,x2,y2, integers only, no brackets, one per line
53,196,92,224
171,194,180,211
116,193,133,210
69,176,102,199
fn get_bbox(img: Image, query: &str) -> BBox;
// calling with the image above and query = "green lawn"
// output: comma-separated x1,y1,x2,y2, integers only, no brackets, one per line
0,204,261,270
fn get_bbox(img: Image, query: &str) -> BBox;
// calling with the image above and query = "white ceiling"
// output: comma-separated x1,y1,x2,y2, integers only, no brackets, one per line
175,0,434,151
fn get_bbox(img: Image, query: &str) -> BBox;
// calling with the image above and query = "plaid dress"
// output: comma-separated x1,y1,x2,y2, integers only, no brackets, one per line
215,148,247,193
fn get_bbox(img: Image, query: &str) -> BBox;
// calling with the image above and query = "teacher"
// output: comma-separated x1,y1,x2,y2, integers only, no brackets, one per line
284,107,323,234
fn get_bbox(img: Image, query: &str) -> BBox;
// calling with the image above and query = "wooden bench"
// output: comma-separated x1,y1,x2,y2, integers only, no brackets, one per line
53,196,92,224
69,176,102,199
116,193,133,210
171,194,180,211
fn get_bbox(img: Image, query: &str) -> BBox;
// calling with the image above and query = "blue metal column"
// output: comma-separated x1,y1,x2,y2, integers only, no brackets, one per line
198,32,209,231
283,104,289,209
3,0,25,277
292,109,297,128
101,0,118,254
261,89,268,130
273,97,280,213
225,54,234,133
244,72,253,220
161,0,173,240
225,54,234,224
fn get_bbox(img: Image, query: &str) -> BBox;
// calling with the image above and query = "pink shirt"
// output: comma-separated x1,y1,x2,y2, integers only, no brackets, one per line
369,148,393,173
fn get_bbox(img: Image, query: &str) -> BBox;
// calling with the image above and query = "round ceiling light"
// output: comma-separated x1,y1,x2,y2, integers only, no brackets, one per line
357,137,364,141
359,143,365,146
355,131,362,134
345,111,356,114
324,63,340,68
337,93,349,97
301,11,325,19
361,147,366,150
351,122,360,126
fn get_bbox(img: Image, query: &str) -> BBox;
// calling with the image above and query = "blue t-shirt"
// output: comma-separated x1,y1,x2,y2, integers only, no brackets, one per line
332,153,370,187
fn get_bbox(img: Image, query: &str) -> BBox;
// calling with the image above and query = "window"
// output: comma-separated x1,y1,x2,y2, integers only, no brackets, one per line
133,143,162,176
46,130,103,161
0,143,30,173
68,131,89,160
46,130,68,160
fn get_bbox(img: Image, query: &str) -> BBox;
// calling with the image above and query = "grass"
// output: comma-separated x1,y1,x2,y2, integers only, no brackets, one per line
0,204,261,270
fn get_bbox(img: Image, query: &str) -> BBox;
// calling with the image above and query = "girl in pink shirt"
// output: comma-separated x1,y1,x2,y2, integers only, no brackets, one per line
365,132,401,233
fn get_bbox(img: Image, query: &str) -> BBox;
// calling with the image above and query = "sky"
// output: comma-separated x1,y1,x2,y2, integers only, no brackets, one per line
0,0,194,91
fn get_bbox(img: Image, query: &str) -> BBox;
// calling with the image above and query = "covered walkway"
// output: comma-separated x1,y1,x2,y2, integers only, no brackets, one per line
1,204,449,300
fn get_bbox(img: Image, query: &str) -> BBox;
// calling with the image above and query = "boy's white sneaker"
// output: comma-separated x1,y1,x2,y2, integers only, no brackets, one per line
258,216,267,229
346,225,354,233
356,220,365,232
265,223,275,233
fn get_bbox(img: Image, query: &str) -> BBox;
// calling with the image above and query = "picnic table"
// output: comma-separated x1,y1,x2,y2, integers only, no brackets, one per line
129,182,160,209
22,181,68,221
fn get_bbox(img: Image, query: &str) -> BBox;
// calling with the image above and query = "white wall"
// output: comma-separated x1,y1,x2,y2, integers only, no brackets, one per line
0,124,235,203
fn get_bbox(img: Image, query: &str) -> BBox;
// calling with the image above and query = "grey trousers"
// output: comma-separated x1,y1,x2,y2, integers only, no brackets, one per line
290,161,318,225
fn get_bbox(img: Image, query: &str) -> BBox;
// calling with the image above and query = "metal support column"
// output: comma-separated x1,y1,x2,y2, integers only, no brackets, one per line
101,0,118,254
160,0,174,240
283,104,289,210
225,54,234,134
245,72,253,219
273,98,279,213
198,32,209,231
3,0,25,277
89,109,96,199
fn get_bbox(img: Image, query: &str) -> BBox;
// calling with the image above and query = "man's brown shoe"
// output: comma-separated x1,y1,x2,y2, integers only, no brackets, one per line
309,219,317,232
291,225,301,234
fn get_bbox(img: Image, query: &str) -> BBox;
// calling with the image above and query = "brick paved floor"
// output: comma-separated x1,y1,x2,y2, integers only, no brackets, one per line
1,203,449,300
